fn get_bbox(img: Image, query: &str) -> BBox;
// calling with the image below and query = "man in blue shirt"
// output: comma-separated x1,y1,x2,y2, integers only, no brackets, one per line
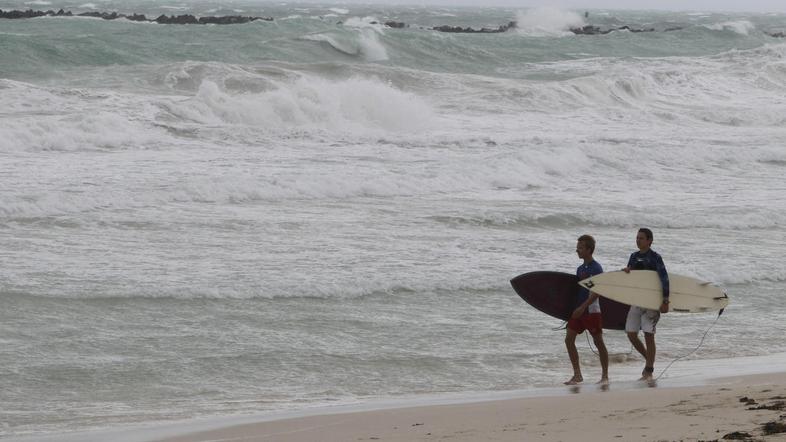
564,234,609,385
623,228,669,381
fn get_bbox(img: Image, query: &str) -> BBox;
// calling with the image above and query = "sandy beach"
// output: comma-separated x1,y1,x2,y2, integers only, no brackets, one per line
153,372,786,442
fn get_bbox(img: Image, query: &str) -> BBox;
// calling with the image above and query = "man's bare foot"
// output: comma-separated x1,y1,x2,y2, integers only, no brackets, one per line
564,375,583,385
597,378,609,386
638,374,653,382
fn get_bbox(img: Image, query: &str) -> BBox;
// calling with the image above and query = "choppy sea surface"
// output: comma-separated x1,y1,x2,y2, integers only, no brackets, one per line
1,1,786,439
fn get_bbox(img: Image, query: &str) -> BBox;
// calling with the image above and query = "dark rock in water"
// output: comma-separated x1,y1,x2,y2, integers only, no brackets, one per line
432,25,471,33
664,26,684,32
126,13,147,22
199,15,272,24
0,8,273,24
78,11,121,20
570,25,657,35
431,21,516,34
155,14,198,24
0,8,46,19
571,25,610,35
385,21,406,28
767,31,786,38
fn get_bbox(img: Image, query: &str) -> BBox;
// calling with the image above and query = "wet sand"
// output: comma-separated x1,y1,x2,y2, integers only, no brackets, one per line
155,372,786,442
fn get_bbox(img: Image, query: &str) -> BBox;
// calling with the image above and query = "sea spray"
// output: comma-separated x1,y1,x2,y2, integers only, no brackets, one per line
514,7,586,36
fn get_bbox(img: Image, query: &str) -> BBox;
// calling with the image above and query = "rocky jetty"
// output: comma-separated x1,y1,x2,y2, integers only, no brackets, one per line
569,25,659,35
384,21,407,29
377,20,682,35
431,21,517,33
1,10,696,35
0,8,273,24
376,20,517,33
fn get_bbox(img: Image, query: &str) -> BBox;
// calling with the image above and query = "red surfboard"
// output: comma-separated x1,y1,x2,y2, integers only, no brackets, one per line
510,271,629,330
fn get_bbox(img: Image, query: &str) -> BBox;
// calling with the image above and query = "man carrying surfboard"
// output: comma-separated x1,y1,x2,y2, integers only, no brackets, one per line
564,234,609,385
623,228,669,382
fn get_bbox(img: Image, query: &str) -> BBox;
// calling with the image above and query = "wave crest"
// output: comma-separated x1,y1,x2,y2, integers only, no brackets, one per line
514,7,585,37
301,17,388,61
165,75,434,133
705,20,756,35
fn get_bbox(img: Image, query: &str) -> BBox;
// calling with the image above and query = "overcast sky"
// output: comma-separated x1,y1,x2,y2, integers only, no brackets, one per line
319,0,786,13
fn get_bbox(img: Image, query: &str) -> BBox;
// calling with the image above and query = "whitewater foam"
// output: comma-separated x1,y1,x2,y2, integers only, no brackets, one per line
706,20,756,35
514,7,585,37
163,76,433,133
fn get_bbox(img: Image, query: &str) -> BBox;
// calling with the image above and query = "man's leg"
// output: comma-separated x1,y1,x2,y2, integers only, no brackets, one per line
564,328,583,385
592,331,609,384
627,331,647,358
643,332,656,380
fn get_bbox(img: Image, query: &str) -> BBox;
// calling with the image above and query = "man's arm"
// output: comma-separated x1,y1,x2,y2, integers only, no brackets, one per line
655,254,669,299
623,252,635,272
655,254,670,313
572,292,599,318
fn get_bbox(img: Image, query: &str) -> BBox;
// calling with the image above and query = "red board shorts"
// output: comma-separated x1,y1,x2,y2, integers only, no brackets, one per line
568,312,603,335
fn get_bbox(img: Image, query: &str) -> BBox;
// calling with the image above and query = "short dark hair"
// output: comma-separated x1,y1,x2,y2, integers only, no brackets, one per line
578,234,595,253
638,228,653,241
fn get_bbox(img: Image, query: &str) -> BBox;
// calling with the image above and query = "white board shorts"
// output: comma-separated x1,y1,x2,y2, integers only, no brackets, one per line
625,305,660,334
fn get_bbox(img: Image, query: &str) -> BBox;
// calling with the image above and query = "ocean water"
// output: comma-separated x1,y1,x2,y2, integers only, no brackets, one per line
2,2,786,439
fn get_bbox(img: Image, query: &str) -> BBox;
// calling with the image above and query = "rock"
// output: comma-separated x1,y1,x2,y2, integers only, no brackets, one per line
155,14,199,24
0,8,273,24
0,9,47,19
126,13,147,22
431,21,516,34
570,25,657,35
199,15,271,25
77,11,121,20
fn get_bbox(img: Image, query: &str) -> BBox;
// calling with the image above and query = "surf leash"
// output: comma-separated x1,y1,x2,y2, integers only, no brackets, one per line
585,331,634,358
654,308,724,380
552,321,567,331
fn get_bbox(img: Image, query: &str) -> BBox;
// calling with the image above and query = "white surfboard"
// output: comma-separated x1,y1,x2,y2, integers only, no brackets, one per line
578,270,729,313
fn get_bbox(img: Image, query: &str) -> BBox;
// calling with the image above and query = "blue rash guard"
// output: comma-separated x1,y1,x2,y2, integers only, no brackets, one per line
627,249,670,299
577,260,603,313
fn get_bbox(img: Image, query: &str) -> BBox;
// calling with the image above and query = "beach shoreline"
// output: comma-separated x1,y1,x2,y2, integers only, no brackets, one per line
16,354,786,442
154,371,786,442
